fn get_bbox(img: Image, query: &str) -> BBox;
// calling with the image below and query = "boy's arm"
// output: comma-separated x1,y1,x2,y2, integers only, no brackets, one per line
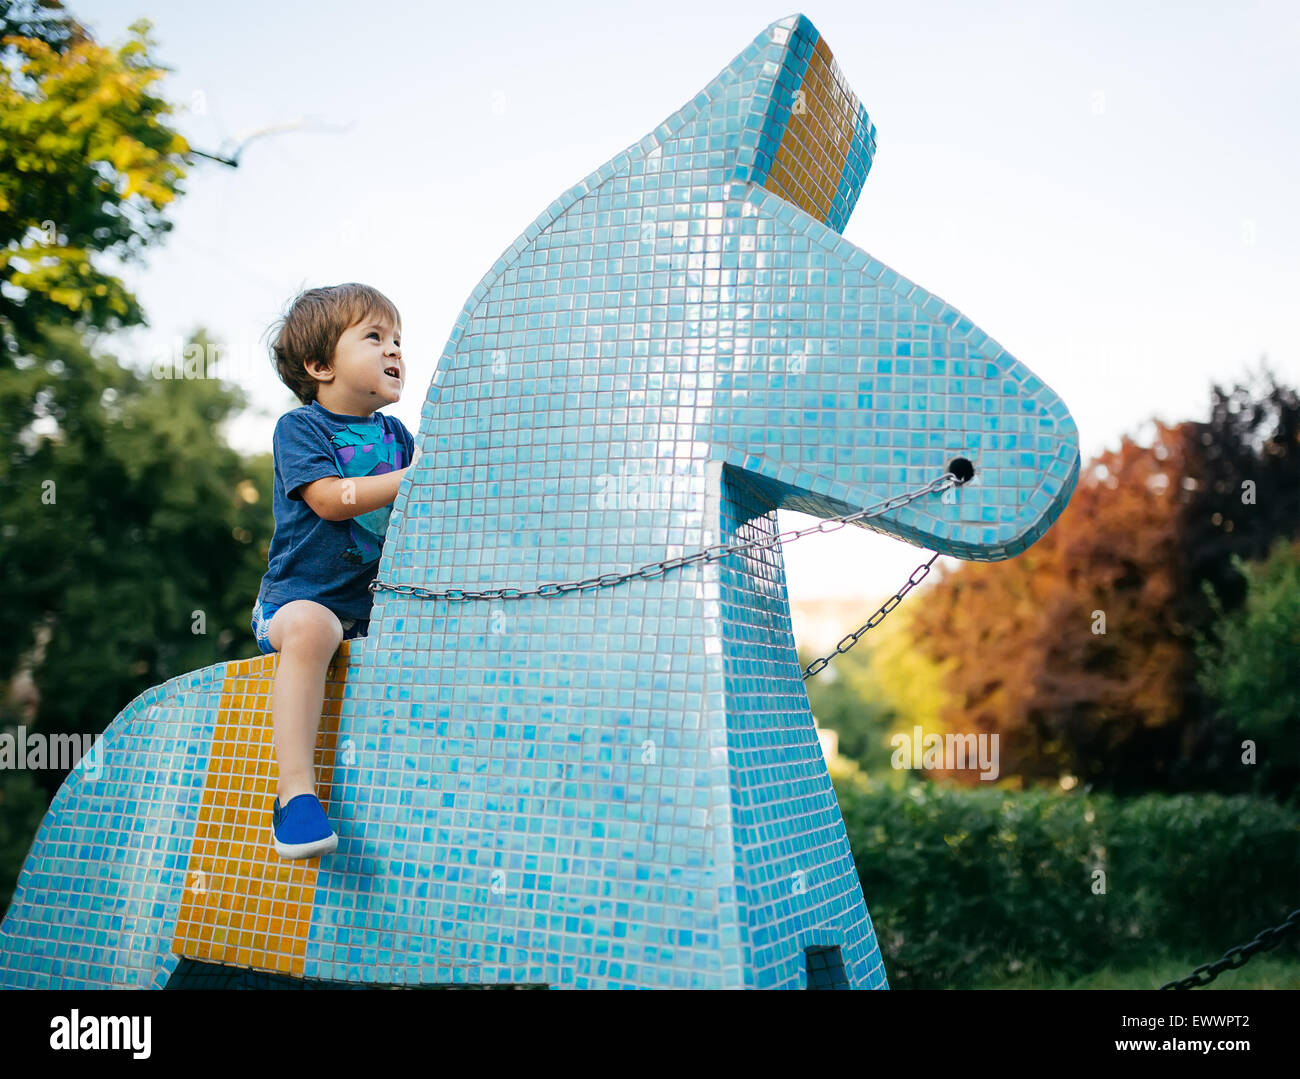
301,468,411,522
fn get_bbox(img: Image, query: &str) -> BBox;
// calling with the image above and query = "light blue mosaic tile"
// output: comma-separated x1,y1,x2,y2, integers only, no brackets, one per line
0,12,1077,991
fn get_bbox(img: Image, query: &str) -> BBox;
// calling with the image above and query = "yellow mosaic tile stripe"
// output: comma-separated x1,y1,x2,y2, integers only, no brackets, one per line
765,36,858,222
171,641,353,976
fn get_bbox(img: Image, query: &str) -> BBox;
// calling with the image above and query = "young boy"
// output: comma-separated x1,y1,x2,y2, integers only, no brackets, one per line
250,282,418,859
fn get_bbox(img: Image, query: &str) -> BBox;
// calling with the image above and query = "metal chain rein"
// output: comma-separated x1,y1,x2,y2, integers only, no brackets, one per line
369,471,959,608
1159,908,1300,990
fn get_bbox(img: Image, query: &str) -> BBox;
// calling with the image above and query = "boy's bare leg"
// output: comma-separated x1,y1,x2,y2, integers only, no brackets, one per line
265,600,344,808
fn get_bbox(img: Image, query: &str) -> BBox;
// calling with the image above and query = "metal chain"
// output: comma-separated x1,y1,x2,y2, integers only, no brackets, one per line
800,551,941,680
1159,908,1300,989
370,471,959,608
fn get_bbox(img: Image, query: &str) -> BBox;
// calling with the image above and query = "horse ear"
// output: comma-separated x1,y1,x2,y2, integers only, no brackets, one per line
734,18,878,234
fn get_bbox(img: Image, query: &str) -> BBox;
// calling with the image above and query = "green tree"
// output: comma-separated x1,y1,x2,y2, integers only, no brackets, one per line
1195,538,1300,795
1171,365,1300,794
0,9,273,916
0,321,275,915
1,323,273,767
1,6,189,354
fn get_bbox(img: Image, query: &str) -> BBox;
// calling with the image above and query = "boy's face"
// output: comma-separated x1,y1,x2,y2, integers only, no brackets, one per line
308,316,404,411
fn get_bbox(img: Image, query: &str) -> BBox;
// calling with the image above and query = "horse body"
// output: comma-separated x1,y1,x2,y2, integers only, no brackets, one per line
0,13,1078,989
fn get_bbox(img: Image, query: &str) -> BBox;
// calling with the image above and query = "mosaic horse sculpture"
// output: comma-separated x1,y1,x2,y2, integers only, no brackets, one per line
0,13,1078,989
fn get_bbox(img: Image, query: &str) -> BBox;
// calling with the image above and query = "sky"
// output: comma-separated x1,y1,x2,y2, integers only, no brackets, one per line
66,0,1300,601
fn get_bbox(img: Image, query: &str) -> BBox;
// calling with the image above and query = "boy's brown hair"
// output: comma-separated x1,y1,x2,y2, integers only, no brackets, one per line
266,283,402,405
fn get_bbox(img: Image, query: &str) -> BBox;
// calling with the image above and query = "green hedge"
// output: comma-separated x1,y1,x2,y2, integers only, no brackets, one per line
833,775,1300,989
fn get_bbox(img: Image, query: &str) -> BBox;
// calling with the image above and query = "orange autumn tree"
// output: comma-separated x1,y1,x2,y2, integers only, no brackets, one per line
907,420,1195,790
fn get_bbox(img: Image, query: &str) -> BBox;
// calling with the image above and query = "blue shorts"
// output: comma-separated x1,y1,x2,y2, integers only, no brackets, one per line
251,598,370,656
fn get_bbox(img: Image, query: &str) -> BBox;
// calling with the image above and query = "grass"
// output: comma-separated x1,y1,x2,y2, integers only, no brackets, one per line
962,953,1300,990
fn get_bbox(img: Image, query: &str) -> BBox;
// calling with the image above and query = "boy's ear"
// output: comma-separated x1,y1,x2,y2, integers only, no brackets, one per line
303,358,335,386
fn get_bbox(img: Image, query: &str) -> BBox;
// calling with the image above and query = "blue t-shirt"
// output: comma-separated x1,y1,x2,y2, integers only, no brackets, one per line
255,400,415,620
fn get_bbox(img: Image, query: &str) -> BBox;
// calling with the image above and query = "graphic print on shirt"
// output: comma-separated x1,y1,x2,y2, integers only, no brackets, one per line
330,423,406,564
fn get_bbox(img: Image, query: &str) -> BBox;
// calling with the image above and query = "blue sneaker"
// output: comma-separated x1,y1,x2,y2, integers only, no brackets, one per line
271,794,338,859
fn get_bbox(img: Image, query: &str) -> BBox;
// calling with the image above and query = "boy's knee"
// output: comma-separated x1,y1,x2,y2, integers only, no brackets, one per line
275,602,344,656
